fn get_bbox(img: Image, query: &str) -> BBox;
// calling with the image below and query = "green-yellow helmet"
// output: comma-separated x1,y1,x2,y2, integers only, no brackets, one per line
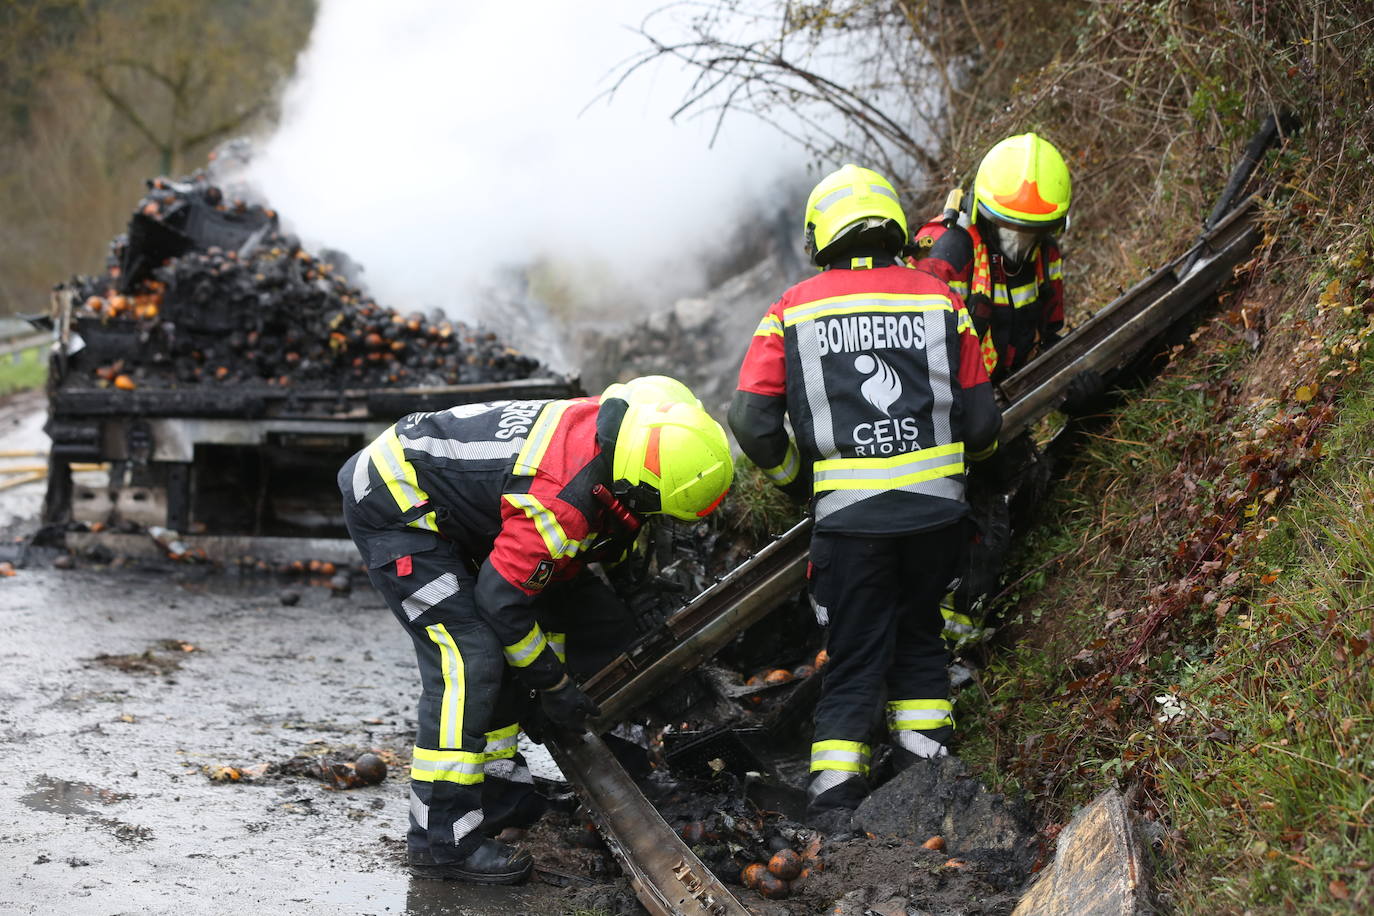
601,375,702,409
971,133,1071,231
803,164,908,266
612,401,733,521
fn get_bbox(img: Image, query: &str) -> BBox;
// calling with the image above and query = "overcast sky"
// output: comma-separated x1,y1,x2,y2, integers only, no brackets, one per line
248,0,809,319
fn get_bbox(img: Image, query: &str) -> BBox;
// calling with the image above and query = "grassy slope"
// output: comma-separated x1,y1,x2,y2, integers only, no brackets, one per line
943,2,1374,911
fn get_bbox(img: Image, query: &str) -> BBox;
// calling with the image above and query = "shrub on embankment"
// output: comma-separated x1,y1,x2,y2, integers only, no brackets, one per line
940,1,1374,912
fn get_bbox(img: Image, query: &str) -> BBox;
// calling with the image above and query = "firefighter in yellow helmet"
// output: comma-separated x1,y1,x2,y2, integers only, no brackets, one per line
912,133,1077,386
338,383,730,883
910,135,1098,652
731,164,1001,833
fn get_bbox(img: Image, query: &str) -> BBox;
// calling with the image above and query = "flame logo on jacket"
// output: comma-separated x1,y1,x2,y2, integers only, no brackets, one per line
854,354,902,416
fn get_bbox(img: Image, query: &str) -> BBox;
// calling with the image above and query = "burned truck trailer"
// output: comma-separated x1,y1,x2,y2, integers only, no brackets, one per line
44,353,578,537
42,168,579,537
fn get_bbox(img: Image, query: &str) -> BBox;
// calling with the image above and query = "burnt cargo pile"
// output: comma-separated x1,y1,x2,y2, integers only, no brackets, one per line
62,170,542,391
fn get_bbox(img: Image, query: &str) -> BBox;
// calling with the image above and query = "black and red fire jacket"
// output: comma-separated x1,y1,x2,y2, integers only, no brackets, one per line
342,396,631,689
729,254,1001,536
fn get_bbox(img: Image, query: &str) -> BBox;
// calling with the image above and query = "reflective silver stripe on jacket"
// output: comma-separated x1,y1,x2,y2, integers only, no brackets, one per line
926,307,952,444
795,315,837,456
398,433,525,463
763,441,801,485
815,475,963,524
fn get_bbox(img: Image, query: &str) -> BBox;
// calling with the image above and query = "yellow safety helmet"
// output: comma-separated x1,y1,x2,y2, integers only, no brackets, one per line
601,375,702,409
971,133,1071,232
612,401,733,521
803,164,908,267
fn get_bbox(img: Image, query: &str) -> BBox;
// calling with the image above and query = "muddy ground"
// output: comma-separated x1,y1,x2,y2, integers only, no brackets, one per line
0,393,1033,916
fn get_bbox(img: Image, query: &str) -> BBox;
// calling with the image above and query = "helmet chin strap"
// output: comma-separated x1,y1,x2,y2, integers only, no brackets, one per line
603,480,658,521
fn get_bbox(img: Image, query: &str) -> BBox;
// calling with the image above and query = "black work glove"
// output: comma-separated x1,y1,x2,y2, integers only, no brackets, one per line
537,676,600,742
1061,368,1106,417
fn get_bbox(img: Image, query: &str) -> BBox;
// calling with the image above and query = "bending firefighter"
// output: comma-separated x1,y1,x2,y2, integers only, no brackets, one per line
338,384,732,883
730,165,1002,831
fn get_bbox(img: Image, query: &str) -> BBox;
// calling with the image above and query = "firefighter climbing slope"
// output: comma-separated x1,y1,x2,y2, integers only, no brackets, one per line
912,133,1101,645
729,164,1002,832
338,386,733,883
911,132,1073,386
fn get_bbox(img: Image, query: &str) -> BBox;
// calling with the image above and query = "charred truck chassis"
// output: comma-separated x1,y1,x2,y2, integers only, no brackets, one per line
42,297,581,535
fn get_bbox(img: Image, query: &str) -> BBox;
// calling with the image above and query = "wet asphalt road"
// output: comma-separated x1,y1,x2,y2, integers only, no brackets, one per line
0,562,573,915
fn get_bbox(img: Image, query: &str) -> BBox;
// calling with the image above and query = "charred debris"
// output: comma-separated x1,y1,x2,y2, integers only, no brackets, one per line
60,166,541,393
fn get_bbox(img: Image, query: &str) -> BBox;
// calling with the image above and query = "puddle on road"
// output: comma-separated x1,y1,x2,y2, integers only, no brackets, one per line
20,775,131,816
20,775,152,845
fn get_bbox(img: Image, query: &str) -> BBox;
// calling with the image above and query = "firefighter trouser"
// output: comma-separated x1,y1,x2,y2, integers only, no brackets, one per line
355,532,514,862
343,505,634,861
806,526,960,804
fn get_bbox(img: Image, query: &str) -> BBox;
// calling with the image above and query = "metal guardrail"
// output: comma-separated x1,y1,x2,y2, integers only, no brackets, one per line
0,332,48,360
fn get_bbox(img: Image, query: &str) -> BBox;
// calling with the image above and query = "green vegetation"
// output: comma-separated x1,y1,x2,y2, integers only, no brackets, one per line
0,342,47,395
717,457,805,545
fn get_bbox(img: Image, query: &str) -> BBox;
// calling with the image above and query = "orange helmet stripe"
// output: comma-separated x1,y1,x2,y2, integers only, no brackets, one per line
992,179,1058,215
644,426,662,477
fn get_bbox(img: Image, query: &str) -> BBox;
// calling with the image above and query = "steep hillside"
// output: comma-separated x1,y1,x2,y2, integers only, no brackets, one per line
938,3,1374,912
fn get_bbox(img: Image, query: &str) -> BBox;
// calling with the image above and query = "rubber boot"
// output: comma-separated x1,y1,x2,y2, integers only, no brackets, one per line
408,837,533,884
804,773,868,835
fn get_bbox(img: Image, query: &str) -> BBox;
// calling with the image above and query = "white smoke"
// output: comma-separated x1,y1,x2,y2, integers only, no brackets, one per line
248,0,809,324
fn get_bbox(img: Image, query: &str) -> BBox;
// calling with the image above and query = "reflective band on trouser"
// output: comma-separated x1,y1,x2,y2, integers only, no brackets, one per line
504,624,549,668
512,401,572,477
753,313,783,338
503,493,595,559
410,788,430,828
809,739,871,776
763,441,801,486
940,593,977,637
424,624,466,748
452,810,485,847
411,747,485,785
808,768,862,801
483,723,520,762
367,426,438,532
402,573,460,622
887,698,955,732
